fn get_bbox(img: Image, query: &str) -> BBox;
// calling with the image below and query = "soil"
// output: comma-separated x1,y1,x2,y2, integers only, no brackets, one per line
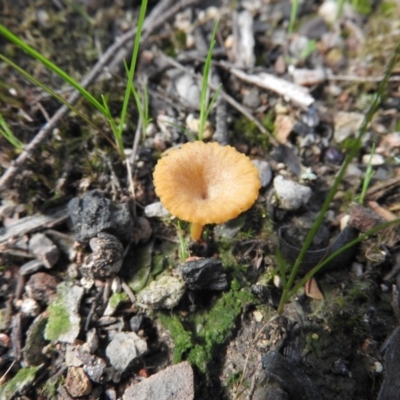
1,1,400,399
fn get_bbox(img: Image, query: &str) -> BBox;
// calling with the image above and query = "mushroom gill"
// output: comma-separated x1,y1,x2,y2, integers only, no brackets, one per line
153,141,261,241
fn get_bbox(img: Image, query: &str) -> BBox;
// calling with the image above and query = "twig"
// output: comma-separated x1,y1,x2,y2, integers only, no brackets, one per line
0,0,200,192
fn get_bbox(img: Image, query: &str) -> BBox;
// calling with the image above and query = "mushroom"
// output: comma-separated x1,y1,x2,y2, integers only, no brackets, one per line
153,141,261,241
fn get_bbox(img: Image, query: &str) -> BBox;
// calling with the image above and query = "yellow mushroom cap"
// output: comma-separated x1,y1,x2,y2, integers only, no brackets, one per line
153,141,261,225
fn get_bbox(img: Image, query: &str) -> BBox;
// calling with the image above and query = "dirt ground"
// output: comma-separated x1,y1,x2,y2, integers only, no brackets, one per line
1,0,400,399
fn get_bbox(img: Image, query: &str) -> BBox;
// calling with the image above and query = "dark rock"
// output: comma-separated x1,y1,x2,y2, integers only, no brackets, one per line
68,190,133,243
262,351,322,400
122,361,194,400
179,258,228,291
130,315,144,332
81,232,124,279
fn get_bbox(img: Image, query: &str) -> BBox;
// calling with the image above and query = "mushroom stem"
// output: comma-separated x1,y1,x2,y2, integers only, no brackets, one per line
190,223,204,241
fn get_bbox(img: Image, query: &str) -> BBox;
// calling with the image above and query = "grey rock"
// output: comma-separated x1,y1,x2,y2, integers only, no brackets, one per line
179,258,228,291
123,361,194,400
106,332,148,372
136,274,185,309
274,175,312,210
44,282,84,343
65,344,106,383
25,272,57,304
68,190,133,243
29,233,59,268
144,202,170,219
253,160,273,188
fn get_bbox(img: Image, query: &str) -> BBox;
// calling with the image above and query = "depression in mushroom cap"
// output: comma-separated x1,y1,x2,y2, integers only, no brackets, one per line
153,141,261,240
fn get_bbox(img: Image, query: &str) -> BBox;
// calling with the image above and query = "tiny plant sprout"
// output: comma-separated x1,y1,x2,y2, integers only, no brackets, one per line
153,141,261,241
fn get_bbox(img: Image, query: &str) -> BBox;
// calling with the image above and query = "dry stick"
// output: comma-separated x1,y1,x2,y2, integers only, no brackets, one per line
158,51,279,147
0,0,200,192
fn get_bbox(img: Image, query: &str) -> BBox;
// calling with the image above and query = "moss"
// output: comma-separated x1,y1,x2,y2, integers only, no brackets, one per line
233,115,271,149
158,314,193,363
45,301,71,342
0,366,41,400
109,292,128,308
159,287,255,373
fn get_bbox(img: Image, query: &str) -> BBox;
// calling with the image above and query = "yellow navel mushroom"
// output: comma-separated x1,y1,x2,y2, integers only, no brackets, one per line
153,141,261,241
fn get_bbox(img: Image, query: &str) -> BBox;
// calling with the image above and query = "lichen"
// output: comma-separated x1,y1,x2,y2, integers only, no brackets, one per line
45,301,71,342
0,366,41,400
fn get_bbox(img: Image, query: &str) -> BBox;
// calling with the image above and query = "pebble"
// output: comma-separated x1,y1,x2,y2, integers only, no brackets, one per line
44,282,84,343
65,367,92,397
20,298,41,318
137,274,185,309
362,153,385,166
29,233,59,269
130,315,144,332
81,233,124,279
25,272,58,304
273,175,312,210
253,160,273,188
144,202,170,219
106,332,148,372
333,111,364,143
68,189,133,243
123,361,194,400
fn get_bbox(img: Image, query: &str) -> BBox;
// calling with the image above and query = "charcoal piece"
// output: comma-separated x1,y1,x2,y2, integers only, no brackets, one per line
179,258,228,291
262,351,322,400
378,327,400,400
68,190,133,243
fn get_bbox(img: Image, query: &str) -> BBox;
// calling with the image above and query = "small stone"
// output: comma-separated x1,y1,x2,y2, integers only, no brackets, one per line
186,114,214,140
68,190,133,243
81,233,124,280
273,175,312,210
29,233,59,269
253,160,273,188
362,154,385,166
123,361,194,400
374,361,383,373
44,282,84,343
106,332,148,372
20,298,40,317
130,315,144,332
25,272,57,304
65,344,106,383
85,328,99,354
0,333,11,348
144,202,170,219
137,274,185,309
65,367,92,397
334,111,364,143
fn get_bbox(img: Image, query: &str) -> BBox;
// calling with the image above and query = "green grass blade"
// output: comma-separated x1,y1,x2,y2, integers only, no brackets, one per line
288,0,299,34
278,38,400,313
0,24,106,114
0,54,105,137
116,0,148,149
0,112,23,149
198,20,219,141
286,218,400,300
